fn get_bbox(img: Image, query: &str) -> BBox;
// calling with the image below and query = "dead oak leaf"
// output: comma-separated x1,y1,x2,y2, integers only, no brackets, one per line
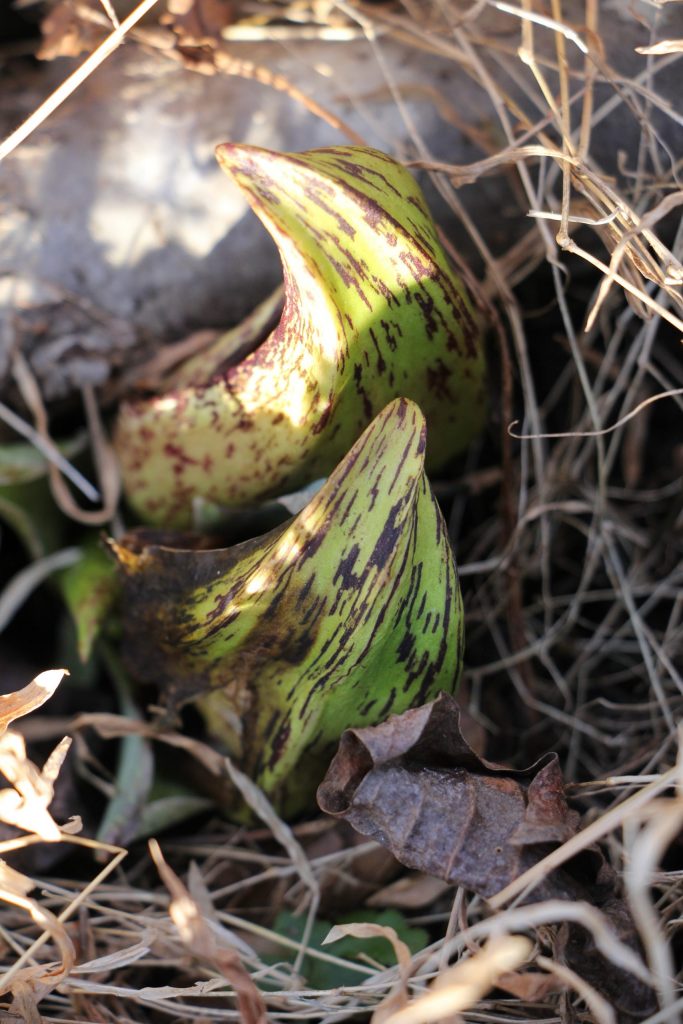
317,692,578,898
318,693,656,1019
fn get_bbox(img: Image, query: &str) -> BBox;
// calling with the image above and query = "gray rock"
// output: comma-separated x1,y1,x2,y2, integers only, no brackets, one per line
1,3,679,400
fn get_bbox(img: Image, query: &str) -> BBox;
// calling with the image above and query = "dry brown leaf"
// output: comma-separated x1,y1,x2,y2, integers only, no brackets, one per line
9,980,45,1024
0,859,34,898
0,732,72,841
318,694,655,1018
367,873,451,910
496,968,564,1000
149,840,268,1024
38,0,104,60
333,923,411,978
0,861,76,1014
325,920,412,1023
0,671,71,844
318,693,578,897
0,670,66,737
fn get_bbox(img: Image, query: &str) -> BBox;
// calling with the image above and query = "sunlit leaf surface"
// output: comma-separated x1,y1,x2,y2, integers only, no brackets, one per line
111,399,463,816
115,144,486,526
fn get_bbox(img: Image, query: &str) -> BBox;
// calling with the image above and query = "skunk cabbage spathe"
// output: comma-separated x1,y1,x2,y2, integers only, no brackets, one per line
115,145,486,527
111,399,463,816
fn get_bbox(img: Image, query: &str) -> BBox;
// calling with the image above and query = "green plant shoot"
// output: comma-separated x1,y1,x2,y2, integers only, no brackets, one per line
110,399,463,816
115,144,486,526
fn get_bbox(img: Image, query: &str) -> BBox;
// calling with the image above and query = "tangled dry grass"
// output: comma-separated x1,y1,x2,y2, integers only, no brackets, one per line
0,0,682,1021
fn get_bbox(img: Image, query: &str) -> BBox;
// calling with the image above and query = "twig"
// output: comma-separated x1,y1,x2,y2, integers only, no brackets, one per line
0,0,162,164
0,400,99,503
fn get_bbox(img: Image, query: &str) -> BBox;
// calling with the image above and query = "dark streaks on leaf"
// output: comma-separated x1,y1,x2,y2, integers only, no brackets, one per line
112,400,463,817
115,144,486,527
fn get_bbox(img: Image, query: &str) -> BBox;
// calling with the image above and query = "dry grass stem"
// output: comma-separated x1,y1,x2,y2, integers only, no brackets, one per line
0,0,163,164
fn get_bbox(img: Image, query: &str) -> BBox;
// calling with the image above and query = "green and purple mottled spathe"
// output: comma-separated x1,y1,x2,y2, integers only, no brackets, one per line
112,399,463,817
115,145,487,527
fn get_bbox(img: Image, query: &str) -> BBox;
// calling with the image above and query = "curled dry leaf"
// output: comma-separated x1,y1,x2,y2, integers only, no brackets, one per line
318,692,578,897
115,144,486,527
324,921,412,1023
0,860,34,899
0,670,69,841
0,732,72,841
0,860,76,1016
318,694,656,1018
110,399,463,817
0,669,66,737
323,920,413,979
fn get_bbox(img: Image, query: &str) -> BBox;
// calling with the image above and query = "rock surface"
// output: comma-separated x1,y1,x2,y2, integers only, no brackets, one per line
0,3,679,400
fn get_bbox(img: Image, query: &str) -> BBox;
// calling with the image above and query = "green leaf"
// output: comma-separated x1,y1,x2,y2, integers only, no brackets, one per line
0,479,65,560
132,793,214,841
96,646,154,848
57,539,120,663
0,434,90,569
0,434,86,487
267,908,428,990
110,398,464,817
115,144,486,527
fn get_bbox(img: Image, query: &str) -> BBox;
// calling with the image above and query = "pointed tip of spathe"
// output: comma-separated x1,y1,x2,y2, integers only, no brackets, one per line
215,143,329,226
357,398,427,464
214,140,252,165
215,141,282,175
381,396,426,435
215,141,255,179
214,142,300,199
215,142,328,190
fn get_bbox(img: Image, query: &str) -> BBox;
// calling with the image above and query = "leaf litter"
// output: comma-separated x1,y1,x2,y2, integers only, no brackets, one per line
318,693,656,1016
1,1,682,1022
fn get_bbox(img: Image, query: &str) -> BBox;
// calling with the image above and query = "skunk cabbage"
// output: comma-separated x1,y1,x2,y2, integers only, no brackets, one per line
115,145,486,527
111,399,463,816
